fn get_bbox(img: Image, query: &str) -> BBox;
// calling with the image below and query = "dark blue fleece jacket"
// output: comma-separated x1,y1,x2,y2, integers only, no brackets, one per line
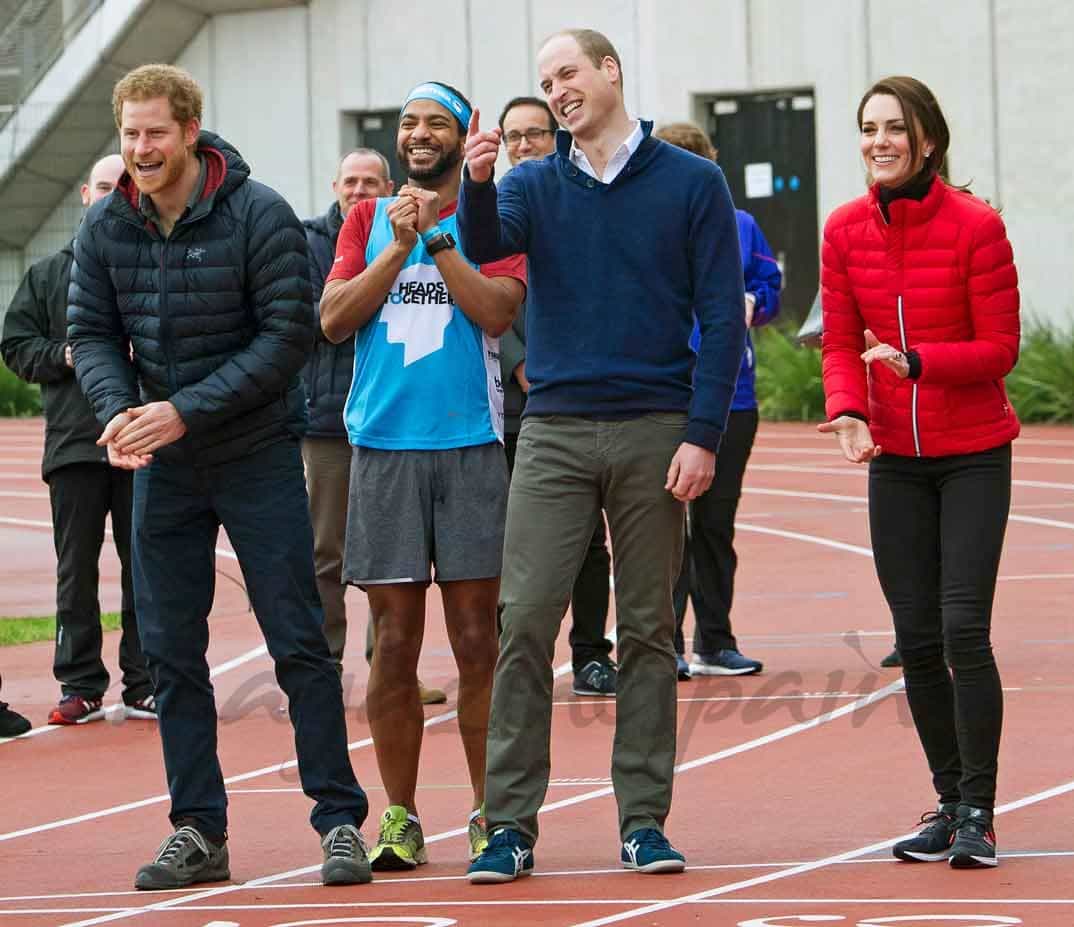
457,122,746,451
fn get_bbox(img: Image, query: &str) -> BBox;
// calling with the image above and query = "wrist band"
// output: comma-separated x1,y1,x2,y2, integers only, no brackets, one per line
420,225,444,244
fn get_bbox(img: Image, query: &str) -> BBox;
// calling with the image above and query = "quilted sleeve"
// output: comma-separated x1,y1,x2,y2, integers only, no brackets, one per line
914,210,1020,385
820,216,869,420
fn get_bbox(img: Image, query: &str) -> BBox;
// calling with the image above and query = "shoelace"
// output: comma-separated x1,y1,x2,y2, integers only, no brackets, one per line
153,826,208,864
486,829,521,851
628,828,669,850
327,825,363,859
917,810,954,831
380,814,411,844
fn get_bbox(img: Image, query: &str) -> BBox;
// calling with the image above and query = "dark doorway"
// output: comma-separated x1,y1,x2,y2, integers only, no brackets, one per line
347,110,407,190
699,89,819,324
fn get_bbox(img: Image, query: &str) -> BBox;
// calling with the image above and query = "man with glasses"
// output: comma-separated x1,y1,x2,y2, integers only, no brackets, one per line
497,96,617,699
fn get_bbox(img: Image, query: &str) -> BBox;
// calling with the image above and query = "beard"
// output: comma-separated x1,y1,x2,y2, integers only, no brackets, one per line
396,143,463,183
123,148,189,197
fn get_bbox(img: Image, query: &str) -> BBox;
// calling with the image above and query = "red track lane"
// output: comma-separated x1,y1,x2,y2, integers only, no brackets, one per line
1,419,1071,927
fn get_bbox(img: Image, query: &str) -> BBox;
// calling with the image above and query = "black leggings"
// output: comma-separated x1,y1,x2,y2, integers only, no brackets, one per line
869,443,1010,810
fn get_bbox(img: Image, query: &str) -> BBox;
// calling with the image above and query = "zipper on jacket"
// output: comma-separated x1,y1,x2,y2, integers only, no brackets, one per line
895,294,921,457
158,239,179,396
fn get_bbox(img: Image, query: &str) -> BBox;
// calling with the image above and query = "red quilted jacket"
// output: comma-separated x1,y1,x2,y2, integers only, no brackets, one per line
821,178,1020,458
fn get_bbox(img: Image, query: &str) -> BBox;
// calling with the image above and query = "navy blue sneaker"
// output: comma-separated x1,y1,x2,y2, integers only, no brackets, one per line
690,650,762,676
467,827,534,883
572,660,617,697
621,828,686,873
676,655,691,681
893,803,959,862
950,805,998,869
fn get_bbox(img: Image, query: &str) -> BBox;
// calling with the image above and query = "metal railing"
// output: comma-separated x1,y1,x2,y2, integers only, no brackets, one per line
0,0,102,130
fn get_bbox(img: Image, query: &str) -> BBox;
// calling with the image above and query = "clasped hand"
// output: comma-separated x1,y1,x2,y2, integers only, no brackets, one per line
98,401,187,469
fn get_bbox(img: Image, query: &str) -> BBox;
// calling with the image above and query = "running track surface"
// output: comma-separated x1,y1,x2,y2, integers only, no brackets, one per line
1,418,1072,927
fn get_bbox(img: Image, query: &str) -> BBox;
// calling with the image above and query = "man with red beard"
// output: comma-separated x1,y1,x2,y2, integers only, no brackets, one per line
320,80,525,872
68,64,371,890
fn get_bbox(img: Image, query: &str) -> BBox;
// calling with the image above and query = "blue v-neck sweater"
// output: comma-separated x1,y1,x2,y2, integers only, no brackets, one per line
457,122,746,451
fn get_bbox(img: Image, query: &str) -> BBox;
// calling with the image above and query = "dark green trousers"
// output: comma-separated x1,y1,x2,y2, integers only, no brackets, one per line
485,414,686,843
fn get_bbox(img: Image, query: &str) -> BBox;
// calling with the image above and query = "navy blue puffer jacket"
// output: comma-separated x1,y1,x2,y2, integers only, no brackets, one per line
301,202,354,438
68,131,313,465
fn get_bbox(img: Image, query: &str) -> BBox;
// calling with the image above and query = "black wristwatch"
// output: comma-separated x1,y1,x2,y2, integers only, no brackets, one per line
425,231,456,256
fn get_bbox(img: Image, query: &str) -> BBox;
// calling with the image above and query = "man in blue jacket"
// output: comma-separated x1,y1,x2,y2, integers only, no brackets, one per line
459,29,746,881
68,64,370,890
654,122,782,680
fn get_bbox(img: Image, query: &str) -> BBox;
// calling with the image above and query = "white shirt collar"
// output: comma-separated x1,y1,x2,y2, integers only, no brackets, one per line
569,120,644,184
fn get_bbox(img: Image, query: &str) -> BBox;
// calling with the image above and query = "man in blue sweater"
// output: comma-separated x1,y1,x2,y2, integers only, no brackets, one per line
459,29,746,881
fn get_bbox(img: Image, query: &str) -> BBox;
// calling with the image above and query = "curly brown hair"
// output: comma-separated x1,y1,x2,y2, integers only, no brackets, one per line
653,122,716,162
112,64,203,128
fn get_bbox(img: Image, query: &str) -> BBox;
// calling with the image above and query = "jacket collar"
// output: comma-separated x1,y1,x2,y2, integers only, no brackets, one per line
869,174,948,227
112,130,248,227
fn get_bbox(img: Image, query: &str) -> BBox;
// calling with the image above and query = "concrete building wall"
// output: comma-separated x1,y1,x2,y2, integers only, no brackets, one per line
6,0,1073,327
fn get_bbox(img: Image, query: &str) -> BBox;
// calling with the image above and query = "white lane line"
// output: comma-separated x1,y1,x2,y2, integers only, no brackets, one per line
53,681,908,926
0,489,48,499
567,777,1074,927
7,852,1074,906
735,522,873,558
553,693,865,707
0,528,251,746
1,650,572,848
999,573,1074,582
741,486,1074,532
748,446,1074,466
748,463,1074,492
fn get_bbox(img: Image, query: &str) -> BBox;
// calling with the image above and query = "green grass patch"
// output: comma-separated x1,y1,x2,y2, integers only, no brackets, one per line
0,612,121,647
1006,319,1074,424
0,359,42,417
753,325,826,422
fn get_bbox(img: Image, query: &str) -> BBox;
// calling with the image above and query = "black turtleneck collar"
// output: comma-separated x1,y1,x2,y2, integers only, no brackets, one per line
877,172,935,221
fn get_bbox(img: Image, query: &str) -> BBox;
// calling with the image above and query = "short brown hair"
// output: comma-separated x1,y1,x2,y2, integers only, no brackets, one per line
113,64,203,129
654,122,716,162
542,29,624,93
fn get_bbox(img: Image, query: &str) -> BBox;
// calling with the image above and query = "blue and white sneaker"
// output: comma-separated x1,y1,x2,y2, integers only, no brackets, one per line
467,827,534,883
621,828,686,873
690,649,763,676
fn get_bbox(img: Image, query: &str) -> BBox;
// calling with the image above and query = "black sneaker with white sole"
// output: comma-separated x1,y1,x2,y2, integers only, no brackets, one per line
950,804,998,869
892,803,959,862
134,825,230,890
572,660,617,697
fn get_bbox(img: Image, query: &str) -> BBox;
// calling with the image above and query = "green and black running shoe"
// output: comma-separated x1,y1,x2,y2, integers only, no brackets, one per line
369,805,427,870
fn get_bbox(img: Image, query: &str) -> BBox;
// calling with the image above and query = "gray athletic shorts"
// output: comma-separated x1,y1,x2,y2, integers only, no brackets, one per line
342,442,508,586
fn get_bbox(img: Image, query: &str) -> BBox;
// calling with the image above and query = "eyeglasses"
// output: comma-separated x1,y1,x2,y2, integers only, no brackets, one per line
503,128,555,147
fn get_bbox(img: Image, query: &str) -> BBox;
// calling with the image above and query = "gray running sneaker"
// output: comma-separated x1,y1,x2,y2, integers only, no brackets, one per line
134,825,230,890
321,823,373,885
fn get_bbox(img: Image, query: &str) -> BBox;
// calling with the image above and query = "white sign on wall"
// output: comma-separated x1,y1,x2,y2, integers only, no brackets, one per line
745,162,774,199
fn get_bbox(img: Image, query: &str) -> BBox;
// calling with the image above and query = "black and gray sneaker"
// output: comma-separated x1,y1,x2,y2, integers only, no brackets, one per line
572,660,617,697
950,804,998,869
892,803,959,862
134,825,230,890
321,823,373,885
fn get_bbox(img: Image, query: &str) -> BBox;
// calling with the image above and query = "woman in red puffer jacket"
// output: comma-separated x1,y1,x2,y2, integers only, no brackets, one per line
819,75,1019,871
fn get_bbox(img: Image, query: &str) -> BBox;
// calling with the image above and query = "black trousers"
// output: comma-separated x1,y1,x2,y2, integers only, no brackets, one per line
504,431,613,671
869,443,1010,811
674,408,758,656
48,462,151,702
